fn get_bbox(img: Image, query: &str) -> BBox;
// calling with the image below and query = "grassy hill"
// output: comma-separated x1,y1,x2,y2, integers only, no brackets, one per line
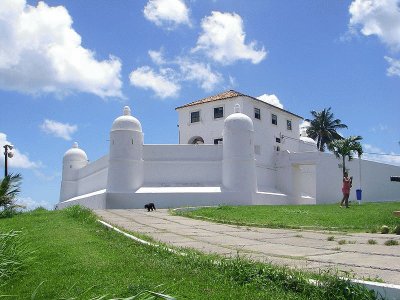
0,206,377,299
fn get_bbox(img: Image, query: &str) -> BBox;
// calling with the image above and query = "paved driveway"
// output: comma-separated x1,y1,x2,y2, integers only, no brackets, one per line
94,209,400,285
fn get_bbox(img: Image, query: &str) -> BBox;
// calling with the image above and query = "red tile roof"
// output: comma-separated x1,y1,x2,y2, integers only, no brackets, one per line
175,90,303,119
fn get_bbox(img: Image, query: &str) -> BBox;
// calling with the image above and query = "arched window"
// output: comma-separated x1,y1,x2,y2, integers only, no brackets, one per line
188,136,204,144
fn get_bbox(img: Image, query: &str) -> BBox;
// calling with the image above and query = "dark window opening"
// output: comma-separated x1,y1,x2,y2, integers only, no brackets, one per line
272,114,277,125
214,138,223,145
287,120,292,131
254,108,261,120
276,137,281,143
191,111,200,123
214,107,224,119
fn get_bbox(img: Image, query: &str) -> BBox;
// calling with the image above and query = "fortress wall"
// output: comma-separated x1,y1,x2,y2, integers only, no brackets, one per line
143,145,222,186
315,153,400,204
76,155,109,195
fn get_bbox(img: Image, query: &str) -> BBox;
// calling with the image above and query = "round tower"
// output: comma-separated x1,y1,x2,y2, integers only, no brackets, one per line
222,104,257,196
60,142,88,202
107,106,144,193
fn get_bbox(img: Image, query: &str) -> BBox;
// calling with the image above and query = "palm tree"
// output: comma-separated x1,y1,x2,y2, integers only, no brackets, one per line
328,136,363,177
306,107,348,151
0,173,22,210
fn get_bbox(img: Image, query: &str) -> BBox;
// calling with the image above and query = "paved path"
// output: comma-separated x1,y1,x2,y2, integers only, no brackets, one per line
94,209,400,285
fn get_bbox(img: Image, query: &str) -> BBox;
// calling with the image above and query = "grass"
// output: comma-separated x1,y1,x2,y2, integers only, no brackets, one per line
384,239,399,246
173,202,400,233
368,239,377,245
0,206,378,299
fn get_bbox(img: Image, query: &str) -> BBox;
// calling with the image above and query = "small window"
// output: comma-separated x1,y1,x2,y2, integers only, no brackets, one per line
254,108,261,120
287,120,292,131
191,111,200,123
276,137,281,143
214,138,223,145
214,107,224,119
272,114,277,125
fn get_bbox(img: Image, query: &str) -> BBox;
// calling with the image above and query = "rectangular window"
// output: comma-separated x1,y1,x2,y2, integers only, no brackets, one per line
272,114,277,125
254,108,261,120
276,137,281,143
191,111,200,123
287,120,292,131
214,107,224,119
214,138,223,145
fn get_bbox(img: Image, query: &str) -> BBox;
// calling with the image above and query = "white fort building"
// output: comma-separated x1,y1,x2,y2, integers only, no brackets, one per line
58,90,400,209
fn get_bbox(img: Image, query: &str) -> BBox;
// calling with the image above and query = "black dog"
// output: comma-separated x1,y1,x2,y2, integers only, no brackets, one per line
144,203,156,212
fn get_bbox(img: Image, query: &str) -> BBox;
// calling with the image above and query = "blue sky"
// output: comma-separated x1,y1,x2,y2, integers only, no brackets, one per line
1,0,399,209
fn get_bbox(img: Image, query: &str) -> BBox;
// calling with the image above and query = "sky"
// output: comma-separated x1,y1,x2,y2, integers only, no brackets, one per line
1,0,400,210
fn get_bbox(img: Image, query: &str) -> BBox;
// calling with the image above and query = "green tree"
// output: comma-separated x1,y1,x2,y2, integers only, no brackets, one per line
0,173,22,210
328,136,363,177
306,107,348,151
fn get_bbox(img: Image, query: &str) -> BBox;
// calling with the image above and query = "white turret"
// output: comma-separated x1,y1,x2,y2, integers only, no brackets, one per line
222,104,257,201
107,106,144,193
60,142,88,202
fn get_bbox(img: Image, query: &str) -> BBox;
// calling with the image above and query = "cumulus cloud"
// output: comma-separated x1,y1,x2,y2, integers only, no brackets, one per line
385,56,400,77
363,143,400,166
144,0,190,28
257,93,284,109
192,11,267,65
15,196,54,210
349,0,400,50
178,59,223,91
0,132,41,169
0,0,123,98
129,66,180,98
40,119,77,141
149,49,166,65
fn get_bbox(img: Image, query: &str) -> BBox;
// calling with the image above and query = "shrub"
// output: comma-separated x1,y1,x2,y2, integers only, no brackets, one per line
327,236,335,241
367,239,377,245
393,225,400,235
381,225,390,234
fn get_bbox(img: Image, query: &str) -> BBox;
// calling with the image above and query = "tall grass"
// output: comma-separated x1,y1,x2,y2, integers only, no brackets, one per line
0,230,33,284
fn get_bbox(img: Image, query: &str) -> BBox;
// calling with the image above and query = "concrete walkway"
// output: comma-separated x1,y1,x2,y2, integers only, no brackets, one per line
94,209,400,285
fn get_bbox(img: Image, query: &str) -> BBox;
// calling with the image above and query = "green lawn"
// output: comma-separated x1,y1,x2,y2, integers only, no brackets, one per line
173,202,400,233
0,207,376,299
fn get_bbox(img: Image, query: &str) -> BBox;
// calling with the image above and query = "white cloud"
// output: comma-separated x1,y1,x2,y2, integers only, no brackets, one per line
149,49,166,65
178,59,223,91
257,93,284,109
362,143,400,166
299,119,311,137
385,56,400,76
0,0,123,98
129,66,180,99
15,196,54,211
371,123,389,132
40,119,77,141
144,0,190,28
348,0,400,50
192,11,267,65
0,132,41,169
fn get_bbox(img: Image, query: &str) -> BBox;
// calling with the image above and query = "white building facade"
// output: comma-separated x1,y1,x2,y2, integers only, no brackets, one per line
58,90,400,209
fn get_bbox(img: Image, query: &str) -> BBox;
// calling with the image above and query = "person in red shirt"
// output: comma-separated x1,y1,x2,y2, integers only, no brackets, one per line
340,172,353,208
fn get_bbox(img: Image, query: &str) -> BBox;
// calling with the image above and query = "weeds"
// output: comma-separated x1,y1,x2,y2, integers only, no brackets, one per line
368,239,377,245
327,236,335,241
338,240,347,245
0,230,33,284
384,239,399,246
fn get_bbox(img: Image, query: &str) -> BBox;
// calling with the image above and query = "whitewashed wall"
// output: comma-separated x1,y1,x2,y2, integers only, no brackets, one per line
76,155,109,195
315,153,400,204
143,144,222,186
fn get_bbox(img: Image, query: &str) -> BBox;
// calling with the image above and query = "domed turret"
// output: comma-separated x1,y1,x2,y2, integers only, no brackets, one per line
222,104,257,200
107,106,144,193
111,106,142,132
60,142,88,202
63,142,88,164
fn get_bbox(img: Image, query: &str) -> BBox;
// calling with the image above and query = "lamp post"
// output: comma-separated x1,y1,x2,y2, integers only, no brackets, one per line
3,144,14,177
